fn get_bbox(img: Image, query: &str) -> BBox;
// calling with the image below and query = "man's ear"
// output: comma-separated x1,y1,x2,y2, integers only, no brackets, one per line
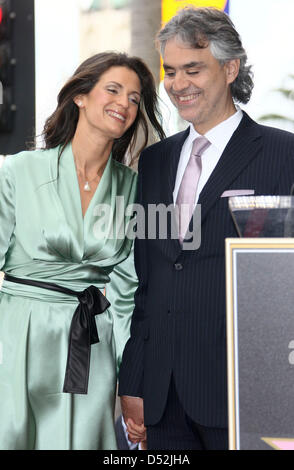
225,59,240,85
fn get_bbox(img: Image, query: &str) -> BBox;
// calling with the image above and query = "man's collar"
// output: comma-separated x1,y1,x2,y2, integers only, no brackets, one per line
188,107,244,152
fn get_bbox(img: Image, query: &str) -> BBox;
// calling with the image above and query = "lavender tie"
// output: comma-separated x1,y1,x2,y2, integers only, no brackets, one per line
176,136,211,242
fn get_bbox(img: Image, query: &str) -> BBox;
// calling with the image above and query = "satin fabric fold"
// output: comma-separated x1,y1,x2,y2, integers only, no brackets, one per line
4,274,111,394
0,143,138,449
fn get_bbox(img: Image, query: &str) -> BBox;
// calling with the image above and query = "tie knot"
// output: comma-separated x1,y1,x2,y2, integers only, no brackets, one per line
191,136,211,158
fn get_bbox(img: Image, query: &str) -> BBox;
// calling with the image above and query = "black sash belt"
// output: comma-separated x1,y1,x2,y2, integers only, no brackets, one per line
4,273,111,395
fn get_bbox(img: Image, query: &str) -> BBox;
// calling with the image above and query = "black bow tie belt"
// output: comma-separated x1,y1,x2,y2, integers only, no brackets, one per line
4,273,111,394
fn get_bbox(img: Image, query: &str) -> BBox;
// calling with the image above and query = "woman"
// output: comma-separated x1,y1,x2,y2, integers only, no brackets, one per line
0,52,165,450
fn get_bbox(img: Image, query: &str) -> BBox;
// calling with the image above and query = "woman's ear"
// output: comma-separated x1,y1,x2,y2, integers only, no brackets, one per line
73,96,84,108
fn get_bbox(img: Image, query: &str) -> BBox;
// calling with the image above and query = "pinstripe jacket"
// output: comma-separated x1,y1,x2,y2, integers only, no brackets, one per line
118,112,294,428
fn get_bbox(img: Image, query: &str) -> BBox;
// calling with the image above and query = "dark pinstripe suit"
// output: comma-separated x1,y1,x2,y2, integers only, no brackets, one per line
118,112,294,432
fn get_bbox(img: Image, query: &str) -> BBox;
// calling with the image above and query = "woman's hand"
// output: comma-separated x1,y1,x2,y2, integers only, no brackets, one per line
126,418,146,444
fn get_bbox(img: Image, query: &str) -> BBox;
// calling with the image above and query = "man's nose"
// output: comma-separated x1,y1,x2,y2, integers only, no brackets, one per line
172,72,190,92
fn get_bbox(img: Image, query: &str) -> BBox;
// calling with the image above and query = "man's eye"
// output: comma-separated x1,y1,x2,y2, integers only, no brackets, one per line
165,71,175,77
187,71,199,75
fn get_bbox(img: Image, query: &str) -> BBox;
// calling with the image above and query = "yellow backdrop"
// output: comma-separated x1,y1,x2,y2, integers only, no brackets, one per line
162,0,228,23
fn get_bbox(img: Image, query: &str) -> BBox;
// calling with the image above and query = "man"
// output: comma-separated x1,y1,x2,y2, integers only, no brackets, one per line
118,7,294,450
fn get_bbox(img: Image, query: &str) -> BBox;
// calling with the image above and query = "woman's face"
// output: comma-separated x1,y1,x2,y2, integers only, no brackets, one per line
75,66,142,141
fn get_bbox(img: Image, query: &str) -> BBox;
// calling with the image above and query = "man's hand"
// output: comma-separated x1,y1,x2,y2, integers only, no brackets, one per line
120,396,146,444
126,418,146,444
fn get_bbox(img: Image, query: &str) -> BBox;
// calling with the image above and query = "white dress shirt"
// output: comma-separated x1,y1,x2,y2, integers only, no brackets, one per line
173,108,243,205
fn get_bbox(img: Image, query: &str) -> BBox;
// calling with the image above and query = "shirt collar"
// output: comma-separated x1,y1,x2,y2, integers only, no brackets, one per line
187,107,243,154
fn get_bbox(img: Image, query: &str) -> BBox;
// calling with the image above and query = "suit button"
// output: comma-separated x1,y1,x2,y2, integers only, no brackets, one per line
174,263,183,271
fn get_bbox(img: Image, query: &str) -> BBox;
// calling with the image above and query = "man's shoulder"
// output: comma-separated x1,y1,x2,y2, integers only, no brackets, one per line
260,123,294,142
245,113,294,144
140,128,189,161
256,123,294,160
145,129,189,153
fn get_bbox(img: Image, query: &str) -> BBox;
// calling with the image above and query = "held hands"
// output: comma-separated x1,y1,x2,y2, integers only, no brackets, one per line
120,396,147,448
126,418,147,448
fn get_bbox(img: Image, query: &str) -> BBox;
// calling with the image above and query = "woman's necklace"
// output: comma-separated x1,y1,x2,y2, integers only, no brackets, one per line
78,172,99,192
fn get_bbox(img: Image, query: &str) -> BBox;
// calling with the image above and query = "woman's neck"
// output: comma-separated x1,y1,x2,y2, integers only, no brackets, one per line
71,126,113,177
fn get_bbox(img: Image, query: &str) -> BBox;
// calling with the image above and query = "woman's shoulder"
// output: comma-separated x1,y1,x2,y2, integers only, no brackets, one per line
3,147,57,173
112,159,138,181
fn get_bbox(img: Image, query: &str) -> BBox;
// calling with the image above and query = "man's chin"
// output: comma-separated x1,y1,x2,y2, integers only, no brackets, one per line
178,110,197,125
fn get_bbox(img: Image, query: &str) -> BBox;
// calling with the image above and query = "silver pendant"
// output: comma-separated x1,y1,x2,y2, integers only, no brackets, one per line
84,181,91,192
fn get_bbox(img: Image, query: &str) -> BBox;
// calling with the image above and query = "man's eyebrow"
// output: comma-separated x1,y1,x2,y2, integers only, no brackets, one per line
183,61,205,69
163,61,205,70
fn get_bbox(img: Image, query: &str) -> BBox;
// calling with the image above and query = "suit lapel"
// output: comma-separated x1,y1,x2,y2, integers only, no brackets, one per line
159,128,190,256
160,128,190,207
198,112,262,223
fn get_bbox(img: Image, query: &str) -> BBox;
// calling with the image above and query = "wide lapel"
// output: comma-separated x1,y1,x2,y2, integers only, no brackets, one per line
198,112,263,224
160,128,190,207
159,128,190,257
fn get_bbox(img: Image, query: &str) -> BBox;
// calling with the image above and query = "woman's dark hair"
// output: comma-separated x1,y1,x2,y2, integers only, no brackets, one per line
42,52,165,165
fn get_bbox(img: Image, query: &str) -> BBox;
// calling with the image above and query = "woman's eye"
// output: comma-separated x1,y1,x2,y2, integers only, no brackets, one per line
129,97,140,105
107,88,117,94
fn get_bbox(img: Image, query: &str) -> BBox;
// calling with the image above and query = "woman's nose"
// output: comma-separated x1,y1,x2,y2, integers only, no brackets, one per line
115,93,129,108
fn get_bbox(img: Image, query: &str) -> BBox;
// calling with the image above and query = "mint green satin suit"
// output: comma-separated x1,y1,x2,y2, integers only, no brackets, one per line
0,144,138,450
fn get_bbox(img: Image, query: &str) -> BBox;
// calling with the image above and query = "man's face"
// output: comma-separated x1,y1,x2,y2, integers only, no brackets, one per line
163,38,239,134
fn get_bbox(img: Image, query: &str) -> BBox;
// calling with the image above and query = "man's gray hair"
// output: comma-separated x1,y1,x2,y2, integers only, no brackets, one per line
157,7,253,104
